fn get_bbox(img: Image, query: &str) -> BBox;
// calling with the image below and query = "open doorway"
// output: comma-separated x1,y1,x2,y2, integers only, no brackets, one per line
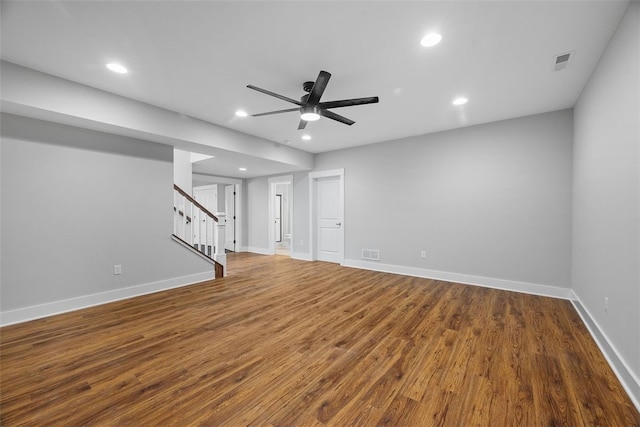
269,175,293,257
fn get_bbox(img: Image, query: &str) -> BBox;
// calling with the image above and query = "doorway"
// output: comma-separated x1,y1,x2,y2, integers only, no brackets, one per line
269,175,293,257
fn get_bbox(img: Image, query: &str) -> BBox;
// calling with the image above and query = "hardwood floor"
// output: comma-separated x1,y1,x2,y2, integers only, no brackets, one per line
1,253,638,426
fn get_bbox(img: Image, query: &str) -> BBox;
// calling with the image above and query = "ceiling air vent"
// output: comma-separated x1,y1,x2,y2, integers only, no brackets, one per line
551,50,574,72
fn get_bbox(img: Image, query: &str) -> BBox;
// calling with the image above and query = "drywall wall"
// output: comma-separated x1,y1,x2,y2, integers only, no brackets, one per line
1,61,314,173
0,114,213,320
173,148,192,194
573,0,639,389
246,177,269,253
292,172,310,258
314,109,573,289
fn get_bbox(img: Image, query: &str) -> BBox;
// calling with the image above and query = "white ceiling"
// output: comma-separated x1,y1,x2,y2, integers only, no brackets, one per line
0,1,629,175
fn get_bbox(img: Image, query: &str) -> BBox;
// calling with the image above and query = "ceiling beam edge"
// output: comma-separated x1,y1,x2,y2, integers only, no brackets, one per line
0,61,314,171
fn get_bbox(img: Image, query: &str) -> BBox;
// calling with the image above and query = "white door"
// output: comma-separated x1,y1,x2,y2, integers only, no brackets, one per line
225,185,236,252
316,176,343,263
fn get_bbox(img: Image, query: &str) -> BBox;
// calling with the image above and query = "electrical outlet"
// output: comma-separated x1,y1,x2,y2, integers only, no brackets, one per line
604,297,608,313
300,240,304,246
420,251,426,259
114,264,122,275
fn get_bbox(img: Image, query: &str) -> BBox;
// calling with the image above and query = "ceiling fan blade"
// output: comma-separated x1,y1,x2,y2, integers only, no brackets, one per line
297,119,308,130
320,109,355,126
247,85,302,106
319,96,379,110
306,71,331,105
251,107,300,117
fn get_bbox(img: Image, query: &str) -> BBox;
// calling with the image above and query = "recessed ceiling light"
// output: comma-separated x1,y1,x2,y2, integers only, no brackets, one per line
235,110,248,117
452,97,468,106
301,134,311,141
238,167,247,171
106,63,128,74
420,33,442,47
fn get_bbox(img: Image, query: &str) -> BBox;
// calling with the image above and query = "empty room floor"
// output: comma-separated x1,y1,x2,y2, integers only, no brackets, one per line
1,252,638,425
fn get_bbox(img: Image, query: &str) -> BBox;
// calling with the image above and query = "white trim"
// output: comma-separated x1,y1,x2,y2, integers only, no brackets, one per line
308,168,345,263
247,246,272,255
570,294,640,411
309,168,345,180
291,251,313,261
192,183,219,191
342,258,574,300
171,234,216,263
0,271,214,327
232,183,242,254
192,174,242,186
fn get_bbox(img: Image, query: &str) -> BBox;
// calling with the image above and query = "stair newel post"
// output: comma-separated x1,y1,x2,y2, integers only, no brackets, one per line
214,212,226,276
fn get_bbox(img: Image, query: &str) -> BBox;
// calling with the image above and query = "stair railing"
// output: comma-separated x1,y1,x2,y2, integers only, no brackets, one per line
173,184,225,278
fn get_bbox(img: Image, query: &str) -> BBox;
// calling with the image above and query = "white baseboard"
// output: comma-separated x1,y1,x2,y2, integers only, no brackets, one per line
291,251,312,261
0,271,214,327
570,294,640,411
342,259,574,300
247,246,273,255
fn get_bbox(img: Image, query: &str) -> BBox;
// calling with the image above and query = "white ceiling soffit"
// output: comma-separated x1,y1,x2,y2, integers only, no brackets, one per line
0,1,629,155
0,61,313,179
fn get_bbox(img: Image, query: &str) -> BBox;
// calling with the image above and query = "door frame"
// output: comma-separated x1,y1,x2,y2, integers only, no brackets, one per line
268,175,294,256
224,184,239,252
309,168,344,262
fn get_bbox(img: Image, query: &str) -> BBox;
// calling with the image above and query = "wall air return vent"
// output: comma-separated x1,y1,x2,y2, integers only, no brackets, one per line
362,249,380,261
551,50,574,72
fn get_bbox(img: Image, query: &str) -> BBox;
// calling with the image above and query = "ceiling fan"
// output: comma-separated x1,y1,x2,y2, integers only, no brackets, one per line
247,70,379,130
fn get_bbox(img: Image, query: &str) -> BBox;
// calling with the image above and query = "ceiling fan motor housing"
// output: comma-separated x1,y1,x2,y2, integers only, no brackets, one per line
303,81,315,93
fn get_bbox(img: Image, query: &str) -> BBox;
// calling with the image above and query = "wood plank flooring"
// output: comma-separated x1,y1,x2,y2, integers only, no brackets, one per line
1,253,638,426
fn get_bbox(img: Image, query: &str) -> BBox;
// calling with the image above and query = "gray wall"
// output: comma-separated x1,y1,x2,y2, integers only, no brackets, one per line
246,177,269,251
173,148,193,194
573,1,639,381
314,109,574,288
292,171,310,256
0,114,212,313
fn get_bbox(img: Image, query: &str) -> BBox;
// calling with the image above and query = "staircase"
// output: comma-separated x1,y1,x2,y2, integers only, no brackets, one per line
172,184,225,278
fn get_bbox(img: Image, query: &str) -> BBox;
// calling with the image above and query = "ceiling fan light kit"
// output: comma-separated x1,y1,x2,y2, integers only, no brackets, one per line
247,70,379,130
300,106,321,121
